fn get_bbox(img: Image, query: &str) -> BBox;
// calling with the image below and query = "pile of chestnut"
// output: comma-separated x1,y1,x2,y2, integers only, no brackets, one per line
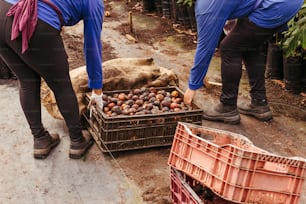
101,87,191,117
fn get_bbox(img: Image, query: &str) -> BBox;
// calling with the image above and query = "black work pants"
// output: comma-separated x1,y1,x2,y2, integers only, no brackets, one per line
0,0,82,141
219,18,277,106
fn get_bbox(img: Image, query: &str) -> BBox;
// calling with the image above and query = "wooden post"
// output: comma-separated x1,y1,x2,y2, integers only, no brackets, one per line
129,11,133,33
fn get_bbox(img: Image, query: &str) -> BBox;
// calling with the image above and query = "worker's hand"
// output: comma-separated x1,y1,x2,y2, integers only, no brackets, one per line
184,88,196,106
89,89,103,110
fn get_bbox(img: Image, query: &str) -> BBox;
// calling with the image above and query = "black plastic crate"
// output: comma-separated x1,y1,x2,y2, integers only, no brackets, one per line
82,86,203,152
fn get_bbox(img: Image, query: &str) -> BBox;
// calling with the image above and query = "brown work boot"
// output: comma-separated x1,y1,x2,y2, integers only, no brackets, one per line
203,103,240,125
238,99,273,121
33,132,60,159
69,130,94,159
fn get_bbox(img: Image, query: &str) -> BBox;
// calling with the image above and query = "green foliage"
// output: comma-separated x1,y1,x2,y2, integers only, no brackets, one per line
281,3,306,57
177,0,193,7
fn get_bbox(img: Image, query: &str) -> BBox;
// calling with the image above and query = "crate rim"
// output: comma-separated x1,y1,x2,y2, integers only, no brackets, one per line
85,86,203,119
177,122,306,165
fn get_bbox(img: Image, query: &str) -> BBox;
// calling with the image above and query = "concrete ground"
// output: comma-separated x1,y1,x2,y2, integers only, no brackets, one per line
0,80,143,204
1,1,305,203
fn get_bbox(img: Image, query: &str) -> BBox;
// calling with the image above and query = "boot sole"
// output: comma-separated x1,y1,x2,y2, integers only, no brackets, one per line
69,139,94,159
34,139,60,159
202,114,240,125
239,109,273,121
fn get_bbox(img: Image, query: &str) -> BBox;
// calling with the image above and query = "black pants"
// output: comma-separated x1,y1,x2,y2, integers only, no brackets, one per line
219,18,277,106
0,0,82,140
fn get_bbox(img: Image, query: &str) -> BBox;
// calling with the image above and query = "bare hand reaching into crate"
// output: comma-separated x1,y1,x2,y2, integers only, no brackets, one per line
183,88,196,106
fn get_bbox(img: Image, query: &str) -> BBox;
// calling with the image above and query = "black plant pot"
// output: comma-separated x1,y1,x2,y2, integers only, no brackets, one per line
186,5,196,32
143,0,155,12
283,55,303,94
265,42,284,80
301,58,306,92
162,0,171,18
154,0,162,14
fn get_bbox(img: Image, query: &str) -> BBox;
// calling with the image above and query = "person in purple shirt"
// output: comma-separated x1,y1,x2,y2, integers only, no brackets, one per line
0,0,104,159
184,0,303,124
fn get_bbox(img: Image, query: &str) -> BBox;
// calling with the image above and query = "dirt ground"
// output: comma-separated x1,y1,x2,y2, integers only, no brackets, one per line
60,0,305,203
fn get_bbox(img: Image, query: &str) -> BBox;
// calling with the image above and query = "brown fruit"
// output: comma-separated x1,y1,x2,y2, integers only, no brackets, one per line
173,107,181,112
148,92,156,99
118,93,127,101
111,106,121,114
171,90,179,98
170,102,179,109
153,100,160,106
157,90,166,96
102,94,108,101
174,97,182,104
133,88,141,95
144,103,153,110
149,87,157,93
125,99,134,106
110,97,118,104
103,106,110,113
149,97,156,103
156,94,164,101
132,104,139,109
107,102,115,109
135,99,144,106
162,107,169,112
127,93,133,100
161,100,171,108
121,109,130,115
129,107,137,114
132,95,139,100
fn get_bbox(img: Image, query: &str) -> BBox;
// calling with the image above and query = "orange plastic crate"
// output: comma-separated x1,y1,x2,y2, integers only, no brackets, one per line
168,122,306,204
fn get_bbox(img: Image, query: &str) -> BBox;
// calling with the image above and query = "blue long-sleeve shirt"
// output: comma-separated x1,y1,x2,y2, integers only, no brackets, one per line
4,0,104,89
189,0,303,90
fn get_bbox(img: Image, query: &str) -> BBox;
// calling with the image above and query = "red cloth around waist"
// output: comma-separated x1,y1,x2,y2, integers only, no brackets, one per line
6,0,63,54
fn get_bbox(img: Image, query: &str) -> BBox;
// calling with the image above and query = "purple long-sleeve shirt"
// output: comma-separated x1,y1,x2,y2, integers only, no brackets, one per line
189,0,303,90
4,0,104,89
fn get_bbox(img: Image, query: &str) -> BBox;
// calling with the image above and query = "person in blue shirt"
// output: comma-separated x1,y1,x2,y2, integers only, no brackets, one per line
0,0,104,159
183,0,304,125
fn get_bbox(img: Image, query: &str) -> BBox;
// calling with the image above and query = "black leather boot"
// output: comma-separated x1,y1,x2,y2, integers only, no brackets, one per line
33,131,60,159
69,130,93,159
203,103,240,124
238,99,273,121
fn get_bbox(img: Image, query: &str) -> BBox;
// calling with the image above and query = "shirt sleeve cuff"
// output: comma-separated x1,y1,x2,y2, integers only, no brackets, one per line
88,80,103,89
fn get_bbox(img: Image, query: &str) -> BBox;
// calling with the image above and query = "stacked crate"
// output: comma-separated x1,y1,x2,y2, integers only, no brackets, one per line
168,122,306,204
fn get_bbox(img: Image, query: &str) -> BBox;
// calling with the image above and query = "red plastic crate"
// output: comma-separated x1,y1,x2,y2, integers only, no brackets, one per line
171,167,238,204
171,167,205,204
168,122,306,204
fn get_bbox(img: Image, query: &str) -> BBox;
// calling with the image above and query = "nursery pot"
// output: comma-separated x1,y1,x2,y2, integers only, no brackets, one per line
186,4,196,32
265,42,283,80
154,0,162,14
143,0,155,12
283,55,303,94
302,58,306,92
162,0,171,18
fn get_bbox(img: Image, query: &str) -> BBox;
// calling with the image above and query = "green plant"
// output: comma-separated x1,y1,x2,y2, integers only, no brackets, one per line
177,0,193,7
281,2,306,58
